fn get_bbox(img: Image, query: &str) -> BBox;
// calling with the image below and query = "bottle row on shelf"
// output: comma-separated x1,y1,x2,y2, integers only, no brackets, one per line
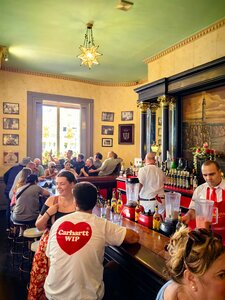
164,169,198,190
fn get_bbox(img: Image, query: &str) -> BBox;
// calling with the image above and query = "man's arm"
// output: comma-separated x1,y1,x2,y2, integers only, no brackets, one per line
182,209,196,224
123,228,140,244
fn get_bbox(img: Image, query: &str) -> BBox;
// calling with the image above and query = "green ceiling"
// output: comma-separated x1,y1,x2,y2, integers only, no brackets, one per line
0,0,225,84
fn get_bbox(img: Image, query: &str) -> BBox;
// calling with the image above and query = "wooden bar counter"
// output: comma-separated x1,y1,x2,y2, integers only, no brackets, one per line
104,217,170,300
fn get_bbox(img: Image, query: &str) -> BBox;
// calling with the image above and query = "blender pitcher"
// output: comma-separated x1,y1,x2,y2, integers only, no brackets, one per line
195,200,218,230
126,177,139,204
165,192,181,220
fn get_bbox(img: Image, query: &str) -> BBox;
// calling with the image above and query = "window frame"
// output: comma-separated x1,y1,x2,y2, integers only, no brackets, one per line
27,91,93,160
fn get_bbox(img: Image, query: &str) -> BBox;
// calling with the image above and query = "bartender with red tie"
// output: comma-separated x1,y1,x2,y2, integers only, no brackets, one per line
183,160,225,242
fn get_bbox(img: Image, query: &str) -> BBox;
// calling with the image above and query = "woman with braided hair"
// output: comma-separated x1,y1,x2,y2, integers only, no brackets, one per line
156,226,225,300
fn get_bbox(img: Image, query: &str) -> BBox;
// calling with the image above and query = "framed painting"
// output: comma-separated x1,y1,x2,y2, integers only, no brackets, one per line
102,138,113,147
3,151,19,164
3,118,19,130
3,102,19,114
121,111,133,121
101,112,114,122
3,134,19,145
118,124,134,145
101,125,114,135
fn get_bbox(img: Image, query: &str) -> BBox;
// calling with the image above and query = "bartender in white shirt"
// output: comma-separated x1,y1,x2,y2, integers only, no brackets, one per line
182,160,225,242
138,152,165,214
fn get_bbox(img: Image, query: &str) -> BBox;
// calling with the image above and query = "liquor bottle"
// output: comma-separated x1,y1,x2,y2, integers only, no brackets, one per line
135,199,144,222
185,172,190,189
183,160,189,172
111,189,117,213
171,158,177,170
176,171,180,188
152,205,161,231
166,150,171,170
176,208,183,231
117,191,123,214
193,176,198,190
177,158,184,171
105,200,111,220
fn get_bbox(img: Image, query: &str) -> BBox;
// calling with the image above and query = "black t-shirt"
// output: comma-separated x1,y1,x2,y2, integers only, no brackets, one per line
74,161,85,174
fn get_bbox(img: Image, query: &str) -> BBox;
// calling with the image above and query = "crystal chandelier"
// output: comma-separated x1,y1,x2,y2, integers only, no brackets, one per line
78,22,102,69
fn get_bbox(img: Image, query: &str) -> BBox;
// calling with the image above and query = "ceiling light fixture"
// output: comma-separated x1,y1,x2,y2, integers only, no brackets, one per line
77,22,102,69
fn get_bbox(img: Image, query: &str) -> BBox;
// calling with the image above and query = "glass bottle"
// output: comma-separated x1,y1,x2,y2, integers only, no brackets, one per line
106,200,111,220
135,199,144,222
111,189,117,213
193,176,198,191
176,208,183,231
117,191,123,214
152,205,161,231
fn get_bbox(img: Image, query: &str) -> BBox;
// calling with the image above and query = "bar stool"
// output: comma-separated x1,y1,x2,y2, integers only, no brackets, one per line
9,220,30,268
19,228,43,276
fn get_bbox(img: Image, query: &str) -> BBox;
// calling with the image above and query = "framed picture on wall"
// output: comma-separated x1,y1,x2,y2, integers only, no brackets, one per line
3,102,19,114
3,134,19,145
101,125,114,135
118,124,134,145
3,151,19,164
121,111,133,121
102,138,113,147
3,118,19,130
101,112,114,122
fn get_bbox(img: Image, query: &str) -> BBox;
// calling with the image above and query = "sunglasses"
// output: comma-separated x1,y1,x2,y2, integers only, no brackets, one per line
184,229,222,260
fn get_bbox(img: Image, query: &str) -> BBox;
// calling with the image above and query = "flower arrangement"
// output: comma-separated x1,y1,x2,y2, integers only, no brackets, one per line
191,142,216,171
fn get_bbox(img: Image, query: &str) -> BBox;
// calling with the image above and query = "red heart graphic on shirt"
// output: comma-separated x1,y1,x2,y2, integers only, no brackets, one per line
56,221,92,255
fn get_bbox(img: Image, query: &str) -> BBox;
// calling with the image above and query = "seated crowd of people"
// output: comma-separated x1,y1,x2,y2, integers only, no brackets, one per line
3,151,225,299
3,150,139,300
3,150,123,230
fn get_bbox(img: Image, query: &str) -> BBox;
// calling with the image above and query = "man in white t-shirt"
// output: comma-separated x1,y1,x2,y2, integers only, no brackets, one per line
44,182,139,300
138,152,166,214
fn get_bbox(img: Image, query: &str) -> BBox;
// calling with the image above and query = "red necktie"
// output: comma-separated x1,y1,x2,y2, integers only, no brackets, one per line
206,187,217,202
210,188,217,202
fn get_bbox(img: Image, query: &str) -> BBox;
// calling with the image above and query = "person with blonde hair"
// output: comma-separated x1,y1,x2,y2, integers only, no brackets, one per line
10,167,32,207
156,226,225,300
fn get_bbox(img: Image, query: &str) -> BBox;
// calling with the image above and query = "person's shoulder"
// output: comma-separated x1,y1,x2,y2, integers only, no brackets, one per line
220,179,225,188
196,182,207,191
45,195,57,206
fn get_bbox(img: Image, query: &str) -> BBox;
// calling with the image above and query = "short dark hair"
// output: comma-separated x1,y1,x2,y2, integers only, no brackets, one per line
95,152,103,160
73,182,97,211
26,174,38,184
78,153,84,160
57,170,77,184
202,160,221,171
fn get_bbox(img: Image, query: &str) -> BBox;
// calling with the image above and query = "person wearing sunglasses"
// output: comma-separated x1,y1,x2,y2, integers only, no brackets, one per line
156,226,225,300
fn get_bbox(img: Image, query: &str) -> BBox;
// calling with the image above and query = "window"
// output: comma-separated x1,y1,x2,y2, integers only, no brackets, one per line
27,92,93,164
42,104,81,164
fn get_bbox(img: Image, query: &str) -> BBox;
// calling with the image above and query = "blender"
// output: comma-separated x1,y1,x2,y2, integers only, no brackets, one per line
160,192,181,236
195,200,218,230
121,177,139,220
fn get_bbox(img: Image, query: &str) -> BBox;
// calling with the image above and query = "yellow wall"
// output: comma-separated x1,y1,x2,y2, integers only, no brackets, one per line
146,21,225,143
147,21,225,82
0,71,140,175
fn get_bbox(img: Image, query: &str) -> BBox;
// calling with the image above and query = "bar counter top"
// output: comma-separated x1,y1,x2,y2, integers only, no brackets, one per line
104,217,170,299
117,217,169,280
